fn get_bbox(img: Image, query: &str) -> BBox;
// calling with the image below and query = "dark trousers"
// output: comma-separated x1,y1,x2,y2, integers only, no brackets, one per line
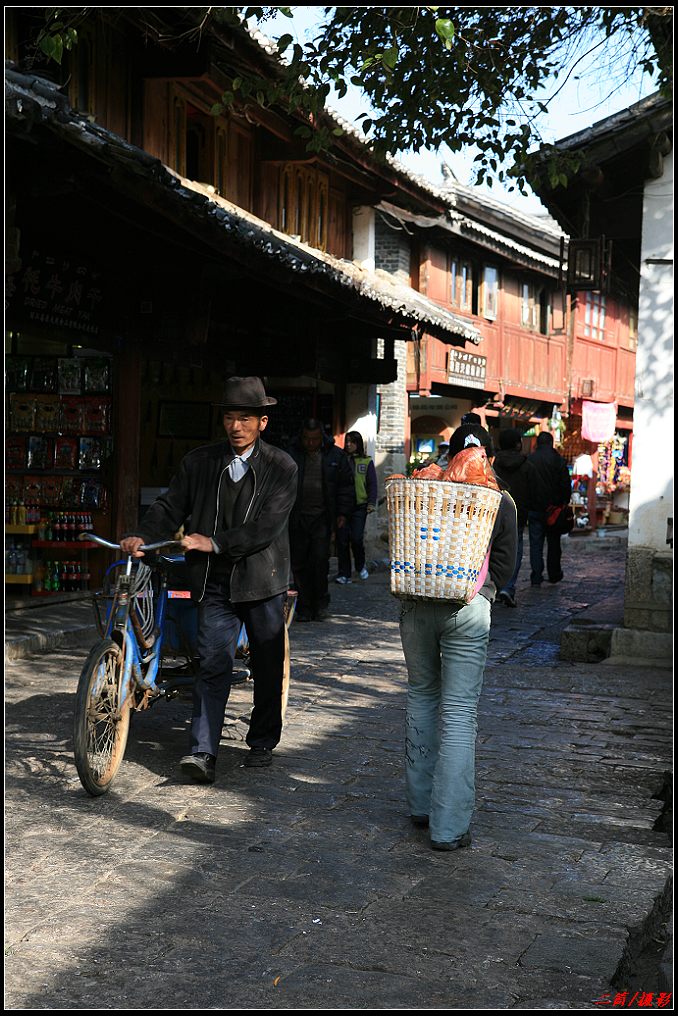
191,581,286,756
289,513,330,617
528,510,563,585
336,504,368,577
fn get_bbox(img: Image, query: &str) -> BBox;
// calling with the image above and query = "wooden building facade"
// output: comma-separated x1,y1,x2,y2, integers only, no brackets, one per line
5,9,477,597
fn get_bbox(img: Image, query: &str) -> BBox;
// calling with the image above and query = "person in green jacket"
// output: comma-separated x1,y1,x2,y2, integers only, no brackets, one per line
335,431,378,583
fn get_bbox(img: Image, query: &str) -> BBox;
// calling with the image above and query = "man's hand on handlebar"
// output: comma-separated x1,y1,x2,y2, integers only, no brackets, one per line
181,533,214,553
120,536,145,558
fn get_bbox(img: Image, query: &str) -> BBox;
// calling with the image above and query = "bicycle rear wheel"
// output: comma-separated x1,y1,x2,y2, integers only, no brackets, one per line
73,639,131,796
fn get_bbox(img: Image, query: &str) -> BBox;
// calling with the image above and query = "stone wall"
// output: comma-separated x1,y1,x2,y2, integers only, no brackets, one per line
375,214,411,282
365,215,412,564
623,547,673,633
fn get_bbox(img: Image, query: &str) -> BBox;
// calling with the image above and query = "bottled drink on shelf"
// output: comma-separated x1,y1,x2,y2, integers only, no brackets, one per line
7,541,17,575
33,561,45,594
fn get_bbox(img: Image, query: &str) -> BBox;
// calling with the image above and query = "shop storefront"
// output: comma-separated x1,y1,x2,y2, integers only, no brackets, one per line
562,403,633,531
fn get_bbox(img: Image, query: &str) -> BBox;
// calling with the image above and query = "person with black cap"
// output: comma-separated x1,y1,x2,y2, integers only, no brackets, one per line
120,376,298,782
493,428,540,607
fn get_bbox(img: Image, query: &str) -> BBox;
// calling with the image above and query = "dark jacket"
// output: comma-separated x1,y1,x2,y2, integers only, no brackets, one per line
528,445,572,512
479,491,518,603
287,435,355,527
128,438,298,603
493,449,539,527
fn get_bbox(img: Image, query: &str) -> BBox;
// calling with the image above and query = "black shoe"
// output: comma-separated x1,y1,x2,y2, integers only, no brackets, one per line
548,572,564,584
180,752,216,784
497,591,517,607
410,815,429,828
431,831,472,852
313,608,330,621
295,610,313,623
244,747,273,768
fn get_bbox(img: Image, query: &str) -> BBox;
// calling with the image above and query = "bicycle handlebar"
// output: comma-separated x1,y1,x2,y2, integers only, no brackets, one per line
80,533,183,553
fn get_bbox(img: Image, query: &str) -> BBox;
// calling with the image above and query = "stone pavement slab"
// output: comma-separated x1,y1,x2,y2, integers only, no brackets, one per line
4,537,672,1009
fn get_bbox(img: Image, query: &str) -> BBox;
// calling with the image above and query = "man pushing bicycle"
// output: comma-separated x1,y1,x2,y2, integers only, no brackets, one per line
120,377,298,784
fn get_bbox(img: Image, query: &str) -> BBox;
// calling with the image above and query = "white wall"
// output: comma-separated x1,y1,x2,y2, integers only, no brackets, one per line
344,382,378,460
352,206,376,271
628,148,674,553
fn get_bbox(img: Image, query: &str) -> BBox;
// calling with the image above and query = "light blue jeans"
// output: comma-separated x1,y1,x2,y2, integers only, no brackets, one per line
399,594,491,843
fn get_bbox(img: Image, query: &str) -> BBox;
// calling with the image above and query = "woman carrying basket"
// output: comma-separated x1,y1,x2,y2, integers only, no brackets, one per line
399,423,517,851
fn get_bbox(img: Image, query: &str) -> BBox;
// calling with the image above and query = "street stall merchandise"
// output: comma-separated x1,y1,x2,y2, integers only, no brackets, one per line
5,351,112,598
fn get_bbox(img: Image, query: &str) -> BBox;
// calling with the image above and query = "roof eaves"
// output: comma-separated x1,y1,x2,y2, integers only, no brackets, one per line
5,66,478,345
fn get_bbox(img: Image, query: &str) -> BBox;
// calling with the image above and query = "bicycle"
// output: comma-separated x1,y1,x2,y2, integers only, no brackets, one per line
73,534,295,797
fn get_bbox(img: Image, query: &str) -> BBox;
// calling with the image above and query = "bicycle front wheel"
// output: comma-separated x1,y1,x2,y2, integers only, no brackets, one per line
73,639,131,796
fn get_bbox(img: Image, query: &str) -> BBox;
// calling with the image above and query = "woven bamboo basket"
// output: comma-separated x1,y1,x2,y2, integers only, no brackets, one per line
385,477,502,602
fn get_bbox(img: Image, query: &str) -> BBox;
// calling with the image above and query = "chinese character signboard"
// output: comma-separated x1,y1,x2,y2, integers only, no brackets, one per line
7,250,105,336
448,349,487,390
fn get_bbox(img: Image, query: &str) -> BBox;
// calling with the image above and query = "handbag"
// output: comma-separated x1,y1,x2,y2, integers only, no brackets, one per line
546,503,575,535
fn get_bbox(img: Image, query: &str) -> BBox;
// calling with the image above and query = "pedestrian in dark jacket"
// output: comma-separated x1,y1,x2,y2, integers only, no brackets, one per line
527,431,572,586
287,419,355,621
335,430,378,584
120,376,298,782
493,428,540,607
399,423,517,852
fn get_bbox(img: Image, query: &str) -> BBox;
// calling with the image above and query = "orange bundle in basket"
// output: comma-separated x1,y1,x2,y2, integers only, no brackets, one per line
442,446,500,490
411,463,444,480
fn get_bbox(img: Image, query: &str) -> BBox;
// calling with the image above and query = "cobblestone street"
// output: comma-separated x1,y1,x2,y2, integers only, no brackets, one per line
4,535,672,1009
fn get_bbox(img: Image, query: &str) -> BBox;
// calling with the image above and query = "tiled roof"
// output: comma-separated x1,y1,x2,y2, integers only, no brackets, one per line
243,23,565,248
5,66,480,345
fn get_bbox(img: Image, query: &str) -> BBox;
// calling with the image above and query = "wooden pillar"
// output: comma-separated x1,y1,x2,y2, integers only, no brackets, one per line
113,343,142,535
588,444,599,532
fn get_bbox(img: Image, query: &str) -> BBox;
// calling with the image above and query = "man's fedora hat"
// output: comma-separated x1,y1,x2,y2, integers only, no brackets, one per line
217,376,277,409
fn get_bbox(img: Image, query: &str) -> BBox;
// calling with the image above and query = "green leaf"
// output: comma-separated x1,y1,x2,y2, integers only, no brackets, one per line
332,127,344,136
52,34,64,64
232,77,242,90
39,34,56,58
277,33,293,53
435,18,455,41
211,102,225,115
382,45,399,70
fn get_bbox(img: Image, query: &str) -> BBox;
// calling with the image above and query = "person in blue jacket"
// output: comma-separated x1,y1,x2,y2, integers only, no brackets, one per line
335,430,378,584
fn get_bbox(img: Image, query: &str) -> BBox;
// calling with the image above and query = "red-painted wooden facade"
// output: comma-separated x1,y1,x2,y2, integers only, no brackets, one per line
408,239,636,423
